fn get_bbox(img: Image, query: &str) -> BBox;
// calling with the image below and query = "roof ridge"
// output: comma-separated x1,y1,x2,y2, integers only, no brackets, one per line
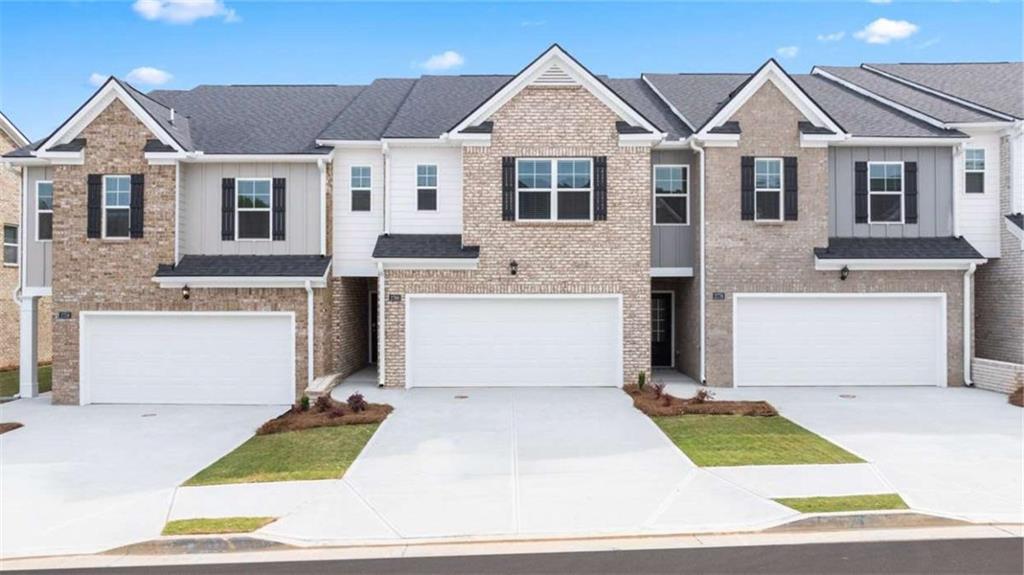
313,84,371,142
379,78,422,138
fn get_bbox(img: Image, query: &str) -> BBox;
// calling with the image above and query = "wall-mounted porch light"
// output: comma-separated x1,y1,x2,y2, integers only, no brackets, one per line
840,265,849,281
182,284,191,300
509,260,519,276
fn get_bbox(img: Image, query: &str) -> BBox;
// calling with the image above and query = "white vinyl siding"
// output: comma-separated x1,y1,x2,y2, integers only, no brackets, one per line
334,149,385,276
964,148,985,194
956,133,1001,258
388,146,462,235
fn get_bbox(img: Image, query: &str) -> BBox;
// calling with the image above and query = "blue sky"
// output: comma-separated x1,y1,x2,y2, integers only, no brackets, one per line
2,0,1021,141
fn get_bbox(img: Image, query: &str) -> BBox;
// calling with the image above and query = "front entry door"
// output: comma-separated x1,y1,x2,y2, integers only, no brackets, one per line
651,293,673,367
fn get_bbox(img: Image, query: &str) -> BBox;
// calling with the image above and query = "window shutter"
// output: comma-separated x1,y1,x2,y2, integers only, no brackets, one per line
129,174,144,238
501,157,515,221
272,177,286,240
854,161,868,224
783,157,798,221
87,174,102,238
593,156,608,221
221,178,235,240
904,162,918,224
740,156,754,220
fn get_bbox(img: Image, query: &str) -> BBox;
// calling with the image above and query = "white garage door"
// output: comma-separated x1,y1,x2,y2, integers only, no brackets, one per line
406,296,622,387
80,312,295,405
734,294,946,387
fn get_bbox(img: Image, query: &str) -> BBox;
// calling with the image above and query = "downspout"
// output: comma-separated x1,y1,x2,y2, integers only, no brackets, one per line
689,138,707,385
963,263,976,387
382,142,391,235
305,280,315,389
15,165,26,305
174,161,180,264
317,158,327,256
376,261,386,388
952,142,965,238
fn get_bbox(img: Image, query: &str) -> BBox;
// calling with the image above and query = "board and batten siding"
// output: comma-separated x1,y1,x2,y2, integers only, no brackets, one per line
23,166,53,288
180,163,322,256
829,146,954,238
388,146,463,235
333,149,385,277
650,149,697,269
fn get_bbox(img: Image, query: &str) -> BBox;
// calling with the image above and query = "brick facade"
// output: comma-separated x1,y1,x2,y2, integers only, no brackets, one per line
702,81,965,386
380,86,651,387
330,276,372,378
48,98,328,404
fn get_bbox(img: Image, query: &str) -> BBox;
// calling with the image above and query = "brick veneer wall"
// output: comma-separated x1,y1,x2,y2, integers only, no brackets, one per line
49,99,328,404
330,276,371,378
974,136,1023,365
702,81,965,387
381,86,651,387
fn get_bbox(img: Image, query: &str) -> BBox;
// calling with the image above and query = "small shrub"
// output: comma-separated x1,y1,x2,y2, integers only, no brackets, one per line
347,392,368,413
653,382,666,399
299,395,310,412
661,395,671,407
638,371,647,390
691,389,715,404
314,395,332,413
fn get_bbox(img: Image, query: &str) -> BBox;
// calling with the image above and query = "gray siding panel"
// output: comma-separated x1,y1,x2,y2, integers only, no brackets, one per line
181,163,321,255
651,149,696,269
24,166,53,288
828,146,953,239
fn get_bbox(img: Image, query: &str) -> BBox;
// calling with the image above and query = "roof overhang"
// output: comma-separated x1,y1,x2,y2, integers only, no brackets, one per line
835,136,967,147
152,275,329,289
815,257,987,271
144,152,332,165
374,257,479,271
0,111,30,147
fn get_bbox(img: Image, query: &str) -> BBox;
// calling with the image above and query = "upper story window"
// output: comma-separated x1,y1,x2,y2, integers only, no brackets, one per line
417,164,438,211
236,178,272,240
516,158,592,221
37,181,53,241
754,158,782,221
3,225,16,266
868,162,903,224
965,148,985,194
103,175,132,239
653,165,688,225
351,166,371,212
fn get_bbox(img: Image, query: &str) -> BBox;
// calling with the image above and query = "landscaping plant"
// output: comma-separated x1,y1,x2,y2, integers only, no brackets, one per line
637,371,647,390
347,392,368,413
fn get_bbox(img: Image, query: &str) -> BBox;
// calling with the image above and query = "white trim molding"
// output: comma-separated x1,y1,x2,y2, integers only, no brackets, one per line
650,267,694,278
152,275,329,289
375,258,479,271
814,257,987,271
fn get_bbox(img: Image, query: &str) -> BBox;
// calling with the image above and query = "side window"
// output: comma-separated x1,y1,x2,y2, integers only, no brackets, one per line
754,158,782,222
351,166,371,212
102,175,131,239
653,165,688,225
3,224,17,266
868,162,904,223
37,181,53,241
965,148,985,194
417,164,437,211
236,179,272,240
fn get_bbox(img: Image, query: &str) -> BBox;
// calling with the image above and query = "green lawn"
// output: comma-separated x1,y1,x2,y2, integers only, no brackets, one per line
0,364,52,398
775,494,909,513
185,424,380,486
162,517,276,536
653,415,863,467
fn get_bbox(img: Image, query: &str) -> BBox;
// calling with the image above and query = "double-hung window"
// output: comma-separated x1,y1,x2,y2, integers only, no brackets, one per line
754,158,782,221
417,164,437,211
965,148,985,194
653,165,688,225
3,225,17,266
103,175,131,239
868,162,904,223
516,158,592,221
351,166,371,212
235,178,272,240
37,181,53,241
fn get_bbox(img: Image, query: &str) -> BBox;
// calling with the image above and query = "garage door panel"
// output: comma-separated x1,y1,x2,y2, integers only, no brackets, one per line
734,295,945,387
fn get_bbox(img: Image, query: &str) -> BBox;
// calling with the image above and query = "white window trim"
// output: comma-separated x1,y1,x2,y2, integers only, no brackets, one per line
350,165,372,213
102,175,132,240
3,224,17,267
515,158,594,222
867,161,905,225
416,163,439,212
653,164,689,226
754,157,783,223
36,180,53,242
964,147,986,194
234,177,273,242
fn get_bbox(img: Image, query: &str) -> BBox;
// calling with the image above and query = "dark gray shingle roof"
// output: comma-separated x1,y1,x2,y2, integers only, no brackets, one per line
814,237,984,260
1007,214,1023,232
47,138,85,152
121,79,195,151
382,75,511,138
318,79,417,141
798,121,835,135
867,62,1024,119
372,234,480,259
641,74,749,131
154,255,332,277
604,78,691,140
816,66,1003,124
708,121,741,134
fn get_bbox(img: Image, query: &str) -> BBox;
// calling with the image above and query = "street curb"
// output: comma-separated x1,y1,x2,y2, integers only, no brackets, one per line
104,536,291,556
765,512,968,532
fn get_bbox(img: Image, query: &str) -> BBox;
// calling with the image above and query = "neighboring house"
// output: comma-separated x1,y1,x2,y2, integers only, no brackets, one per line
813,62,1024,393
4,45,1012,405
0,110,52,376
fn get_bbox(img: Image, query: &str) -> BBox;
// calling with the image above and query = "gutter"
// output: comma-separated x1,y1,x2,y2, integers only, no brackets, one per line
317,159,327,256
382,142,391,235
689,138,707,385
963,263,976,387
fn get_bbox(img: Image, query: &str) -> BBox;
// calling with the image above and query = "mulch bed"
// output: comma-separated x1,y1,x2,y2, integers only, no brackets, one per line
1010,386,1023,408
0,422,24,435
624,384,777,417
257,394,393,435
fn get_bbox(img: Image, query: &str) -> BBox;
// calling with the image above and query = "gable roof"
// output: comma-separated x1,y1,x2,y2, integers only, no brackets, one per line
384,75,511,139
641,73,750,131
0,110,30,148
603,78,691,140
865,62,1023,120
318,78,418,141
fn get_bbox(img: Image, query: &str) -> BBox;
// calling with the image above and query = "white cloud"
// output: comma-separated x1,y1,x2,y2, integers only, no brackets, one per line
89,73,109,87
419,50,465,71
817,31,846,42
132,0,238,24
854,18,919,44
776,45,800,58
126,67,173,85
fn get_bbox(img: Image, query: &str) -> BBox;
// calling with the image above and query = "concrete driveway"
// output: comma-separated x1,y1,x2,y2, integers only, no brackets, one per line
0,397,283,558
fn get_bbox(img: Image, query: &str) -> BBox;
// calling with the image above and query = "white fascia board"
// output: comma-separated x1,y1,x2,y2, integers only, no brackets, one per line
183,154,327,163
836,136,967,147
650,267,694,277
811,67,949,130
618,133,664,146
652,138,694,150
699,61,845,138
315,139,385,149
640,75,696,132
0,111,30,147
449,45,661,137
32,151,83,165
948,121,1015,130
376,258,479,270
860,65,1019,122
1,157,50,167
702,139,739,148
153,276,328,288
381,137,460,148
814,257,987,271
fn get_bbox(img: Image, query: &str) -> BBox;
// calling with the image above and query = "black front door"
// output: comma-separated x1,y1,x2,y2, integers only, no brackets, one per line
651,293,673,367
